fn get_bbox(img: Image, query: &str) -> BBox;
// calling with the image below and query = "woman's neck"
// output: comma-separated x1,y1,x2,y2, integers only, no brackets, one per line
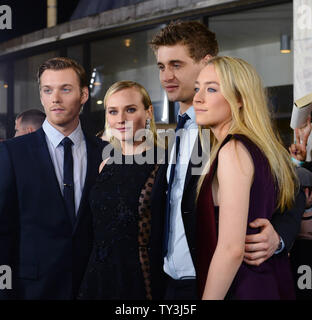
211,120,232,142
121,140,147,155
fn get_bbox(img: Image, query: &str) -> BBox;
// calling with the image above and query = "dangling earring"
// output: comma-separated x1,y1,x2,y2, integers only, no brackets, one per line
145,118,151,130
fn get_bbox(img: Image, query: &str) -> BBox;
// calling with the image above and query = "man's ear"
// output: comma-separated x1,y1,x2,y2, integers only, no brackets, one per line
27,126,35,134
81,87,89,105
202,54,213,64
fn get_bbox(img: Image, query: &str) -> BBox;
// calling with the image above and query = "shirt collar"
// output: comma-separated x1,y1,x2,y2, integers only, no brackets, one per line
177,106,196,126
42,119,85,148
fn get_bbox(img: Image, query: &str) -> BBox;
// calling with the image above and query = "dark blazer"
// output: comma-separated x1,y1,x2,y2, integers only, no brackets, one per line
303,161,312,172
150,133,305,299
0,128,106,300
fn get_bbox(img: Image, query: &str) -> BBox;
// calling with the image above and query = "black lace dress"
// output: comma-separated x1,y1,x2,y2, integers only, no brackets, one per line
78,149,158,300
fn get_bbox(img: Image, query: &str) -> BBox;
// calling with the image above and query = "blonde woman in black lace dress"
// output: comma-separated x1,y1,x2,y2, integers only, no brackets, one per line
78,81,163,300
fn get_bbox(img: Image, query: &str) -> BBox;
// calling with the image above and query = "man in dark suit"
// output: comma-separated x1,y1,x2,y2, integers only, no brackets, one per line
149,21,305,299
0,57,106,299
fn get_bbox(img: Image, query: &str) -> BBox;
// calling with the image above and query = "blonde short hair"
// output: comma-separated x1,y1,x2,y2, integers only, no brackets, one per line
104,80,160,148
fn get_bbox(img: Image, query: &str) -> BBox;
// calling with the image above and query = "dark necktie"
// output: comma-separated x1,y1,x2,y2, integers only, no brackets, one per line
163,113,190,257
61,137,76,226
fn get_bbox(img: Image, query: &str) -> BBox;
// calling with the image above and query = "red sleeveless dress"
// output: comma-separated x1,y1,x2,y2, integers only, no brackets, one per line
196,134,295,299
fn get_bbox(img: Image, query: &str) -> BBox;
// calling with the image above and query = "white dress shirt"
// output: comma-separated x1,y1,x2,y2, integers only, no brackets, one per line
164,106,198,280
42,119,87,215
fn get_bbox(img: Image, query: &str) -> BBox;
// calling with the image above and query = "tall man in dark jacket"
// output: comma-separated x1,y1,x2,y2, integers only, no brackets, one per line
0,57,106,299
149,21,305,299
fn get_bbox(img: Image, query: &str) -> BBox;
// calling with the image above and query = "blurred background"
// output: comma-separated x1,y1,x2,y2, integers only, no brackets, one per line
0,0,298,145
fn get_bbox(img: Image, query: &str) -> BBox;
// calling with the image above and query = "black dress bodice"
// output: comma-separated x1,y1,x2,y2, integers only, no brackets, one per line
78,149,158,300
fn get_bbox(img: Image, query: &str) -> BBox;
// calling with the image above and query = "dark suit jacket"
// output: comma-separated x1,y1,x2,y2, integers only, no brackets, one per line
0,128,106,300
150,133,305,299
303,161,312,172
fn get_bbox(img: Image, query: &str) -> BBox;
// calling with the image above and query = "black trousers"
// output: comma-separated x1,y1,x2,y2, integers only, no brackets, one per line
164,275,198,300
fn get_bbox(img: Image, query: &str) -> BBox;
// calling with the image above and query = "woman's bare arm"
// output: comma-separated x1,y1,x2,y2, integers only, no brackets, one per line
202,140,254,300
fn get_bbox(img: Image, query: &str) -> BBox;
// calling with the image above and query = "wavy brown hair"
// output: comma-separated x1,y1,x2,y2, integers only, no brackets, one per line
150,20,219,61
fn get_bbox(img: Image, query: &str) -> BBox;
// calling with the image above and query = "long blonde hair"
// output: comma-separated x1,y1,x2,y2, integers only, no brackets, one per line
197,56,297,211
103,80,161,149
